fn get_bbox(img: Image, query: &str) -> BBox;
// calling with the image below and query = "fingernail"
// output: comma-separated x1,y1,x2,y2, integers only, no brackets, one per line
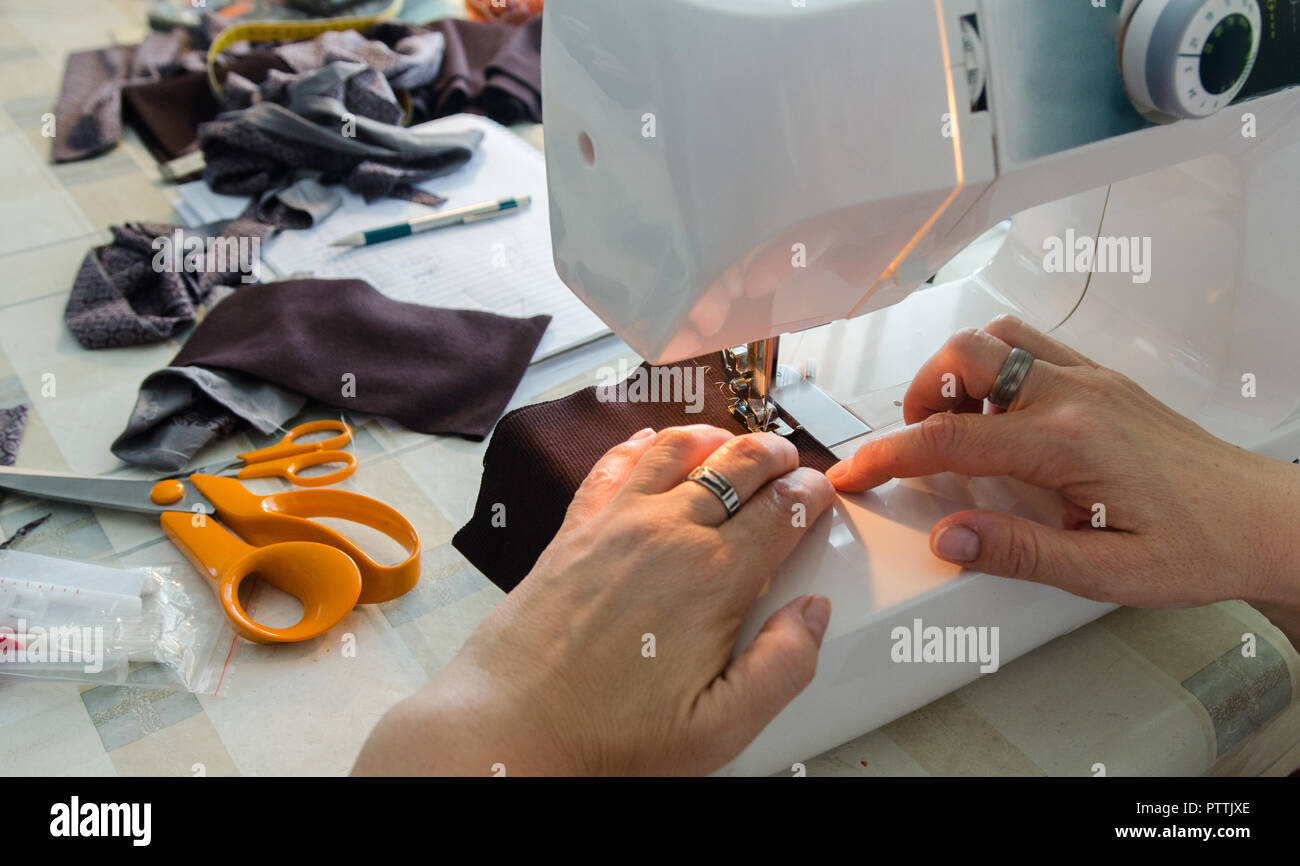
825,460,847,483
629,427,655,441
933,524,980,563
800,595,832,644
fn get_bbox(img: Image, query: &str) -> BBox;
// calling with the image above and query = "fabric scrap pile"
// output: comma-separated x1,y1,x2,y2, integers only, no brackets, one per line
50,11,551,472
199,62,485,215
51,13,543,168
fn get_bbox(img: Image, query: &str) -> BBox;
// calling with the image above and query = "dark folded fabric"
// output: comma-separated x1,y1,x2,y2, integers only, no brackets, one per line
121,71,217,161
51,20,229,164
117,278,548,458
413,15,542,125
53,15,543,167
120,51,292,163
452,358,838,593
199,61,482,206
64,218,274,350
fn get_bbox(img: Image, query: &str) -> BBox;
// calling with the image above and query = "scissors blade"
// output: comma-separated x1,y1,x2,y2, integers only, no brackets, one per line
0,467,212,515
165,459,237,480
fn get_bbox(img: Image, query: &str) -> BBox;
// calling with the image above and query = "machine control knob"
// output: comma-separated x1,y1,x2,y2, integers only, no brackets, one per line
1119,0,1261,123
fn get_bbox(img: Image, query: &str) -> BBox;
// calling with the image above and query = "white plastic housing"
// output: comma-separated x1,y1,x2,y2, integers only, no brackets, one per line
543,0,996,363
541,0,1300,775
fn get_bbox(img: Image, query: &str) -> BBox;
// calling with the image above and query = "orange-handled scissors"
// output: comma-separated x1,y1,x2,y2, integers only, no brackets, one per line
187,420,358,487
0,468,420,644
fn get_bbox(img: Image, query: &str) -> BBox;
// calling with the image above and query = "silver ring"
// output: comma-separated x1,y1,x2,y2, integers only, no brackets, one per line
987,347,1035,409
686,466,741,517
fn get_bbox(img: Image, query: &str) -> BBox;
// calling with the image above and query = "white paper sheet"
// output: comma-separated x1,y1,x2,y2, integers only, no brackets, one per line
178,114,611,361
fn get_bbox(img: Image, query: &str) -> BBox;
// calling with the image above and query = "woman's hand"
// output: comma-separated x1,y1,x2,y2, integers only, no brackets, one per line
827,315,1300,642
355,425,836,776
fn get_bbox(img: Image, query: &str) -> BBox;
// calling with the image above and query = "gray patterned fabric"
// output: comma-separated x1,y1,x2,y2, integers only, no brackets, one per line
51,22,220,163
64,219,274,350
200,61,481,207
0,405,47,550
111,367,306,473
52,16,542,167
50,17,446,167
51,44,137,163
222,27,445,111
0,405,26,466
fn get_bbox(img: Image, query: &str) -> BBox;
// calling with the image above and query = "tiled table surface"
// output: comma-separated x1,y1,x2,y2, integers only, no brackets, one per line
1,0,1298,777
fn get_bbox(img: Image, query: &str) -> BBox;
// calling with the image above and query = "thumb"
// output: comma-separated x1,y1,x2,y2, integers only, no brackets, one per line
695,595,831,761
930,510,1118,589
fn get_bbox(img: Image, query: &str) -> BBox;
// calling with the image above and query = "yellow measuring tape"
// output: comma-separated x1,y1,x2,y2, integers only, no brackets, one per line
206,0,406,99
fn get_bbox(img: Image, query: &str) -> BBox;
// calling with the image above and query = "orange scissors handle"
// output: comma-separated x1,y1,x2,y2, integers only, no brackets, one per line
235,450,358,487
188,474,421,604
237,420,353,465
160,512,363,644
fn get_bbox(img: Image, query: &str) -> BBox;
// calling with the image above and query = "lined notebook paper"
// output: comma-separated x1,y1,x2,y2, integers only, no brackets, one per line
176,114,611,360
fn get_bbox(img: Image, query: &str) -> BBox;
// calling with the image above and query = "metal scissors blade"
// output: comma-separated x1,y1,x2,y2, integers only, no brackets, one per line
184,420,357,487
0,467,212,515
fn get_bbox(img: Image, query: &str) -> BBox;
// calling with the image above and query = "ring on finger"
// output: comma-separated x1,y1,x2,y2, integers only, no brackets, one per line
987,347,1035,409
685,466,741,518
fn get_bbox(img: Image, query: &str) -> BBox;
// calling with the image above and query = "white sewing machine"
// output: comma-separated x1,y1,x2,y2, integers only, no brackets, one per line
541,0,1300,774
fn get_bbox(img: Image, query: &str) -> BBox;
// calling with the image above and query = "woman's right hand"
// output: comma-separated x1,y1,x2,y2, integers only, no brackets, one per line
826,316,1300,645
356,425,837,776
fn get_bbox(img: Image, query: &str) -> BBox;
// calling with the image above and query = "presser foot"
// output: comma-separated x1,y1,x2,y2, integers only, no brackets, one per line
721,344,874,446
728,395,798,436
721,342,798,436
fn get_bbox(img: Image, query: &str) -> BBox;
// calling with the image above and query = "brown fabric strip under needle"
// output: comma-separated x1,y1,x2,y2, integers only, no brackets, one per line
452,356,838,593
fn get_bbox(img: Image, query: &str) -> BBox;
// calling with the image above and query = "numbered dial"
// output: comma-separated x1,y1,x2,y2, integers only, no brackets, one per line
1121,0,1262,122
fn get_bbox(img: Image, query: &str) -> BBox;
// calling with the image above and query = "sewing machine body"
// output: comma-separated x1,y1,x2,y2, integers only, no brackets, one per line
543,0,1300,773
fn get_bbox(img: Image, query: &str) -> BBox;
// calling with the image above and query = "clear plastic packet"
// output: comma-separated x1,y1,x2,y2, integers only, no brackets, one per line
0,550,235,693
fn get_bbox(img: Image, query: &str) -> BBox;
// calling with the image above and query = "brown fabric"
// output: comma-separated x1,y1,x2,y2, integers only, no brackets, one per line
54,16,543,167
414,15,542,125
168,278,550,439
120,53,291,162
121,71,215,161
453,357,838,592
50,23,224,163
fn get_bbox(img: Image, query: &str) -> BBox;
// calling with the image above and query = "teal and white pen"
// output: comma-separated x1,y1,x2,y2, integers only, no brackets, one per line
329,195,532,248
